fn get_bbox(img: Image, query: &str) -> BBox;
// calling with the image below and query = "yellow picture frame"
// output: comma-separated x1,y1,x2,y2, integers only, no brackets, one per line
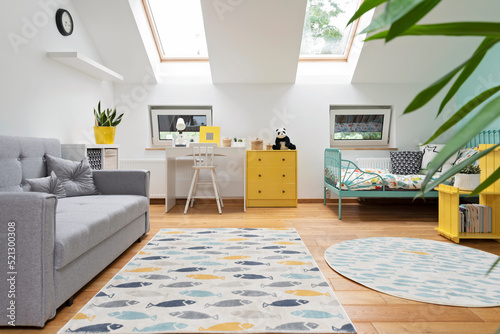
199,126,220,146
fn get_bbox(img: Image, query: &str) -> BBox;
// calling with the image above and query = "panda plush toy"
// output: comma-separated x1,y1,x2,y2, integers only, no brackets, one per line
272,128,296,150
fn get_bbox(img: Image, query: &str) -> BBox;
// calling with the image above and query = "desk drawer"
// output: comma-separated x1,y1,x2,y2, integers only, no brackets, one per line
247,151,295,168
247,167,295,184
247,183,296,200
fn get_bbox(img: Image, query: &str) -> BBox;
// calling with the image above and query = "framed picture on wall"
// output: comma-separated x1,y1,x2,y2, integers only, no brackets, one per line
199,126,221,146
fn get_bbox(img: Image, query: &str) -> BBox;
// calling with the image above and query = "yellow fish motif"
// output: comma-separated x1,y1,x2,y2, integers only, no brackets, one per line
217,255,251,260
73,313,95,321
277,261,312,266
138,251,151,255
199,322,254,331
403,250,430,255
223,238,249,242
187,274,225,280
285,289,331,297
273,241,299,245
124,267,161,273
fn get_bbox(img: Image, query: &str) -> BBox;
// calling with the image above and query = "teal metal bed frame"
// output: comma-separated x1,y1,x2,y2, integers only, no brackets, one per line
324,129,500,219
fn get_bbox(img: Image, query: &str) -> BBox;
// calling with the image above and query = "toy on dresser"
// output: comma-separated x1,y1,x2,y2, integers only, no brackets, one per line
272,128,296,150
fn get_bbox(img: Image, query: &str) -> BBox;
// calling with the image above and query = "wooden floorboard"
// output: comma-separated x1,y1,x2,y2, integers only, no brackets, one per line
3,201,500,334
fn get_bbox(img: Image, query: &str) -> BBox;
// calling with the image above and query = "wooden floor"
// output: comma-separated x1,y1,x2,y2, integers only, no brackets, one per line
4,200,500,334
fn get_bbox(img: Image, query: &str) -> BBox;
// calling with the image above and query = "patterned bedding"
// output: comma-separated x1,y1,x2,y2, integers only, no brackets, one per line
324,167,452,191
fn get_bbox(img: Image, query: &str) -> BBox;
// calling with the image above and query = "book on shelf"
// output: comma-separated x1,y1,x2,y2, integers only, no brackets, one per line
458,204,492,233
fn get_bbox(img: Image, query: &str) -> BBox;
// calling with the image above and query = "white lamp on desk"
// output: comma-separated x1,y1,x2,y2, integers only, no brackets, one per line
175,118,187,147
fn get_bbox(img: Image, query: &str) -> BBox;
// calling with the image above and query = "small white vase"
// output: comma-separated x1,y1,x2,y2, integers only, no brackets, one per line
454,173,480,191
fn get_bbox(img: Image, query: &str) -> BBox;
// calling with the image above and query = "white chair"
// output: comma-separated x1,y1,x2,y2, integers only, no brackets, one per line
184,143,223,214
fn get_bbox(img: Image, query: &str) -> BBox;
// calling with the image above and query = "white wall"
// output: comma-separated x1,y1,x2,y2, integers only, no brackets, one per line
113,79,454,198
0,0,113,143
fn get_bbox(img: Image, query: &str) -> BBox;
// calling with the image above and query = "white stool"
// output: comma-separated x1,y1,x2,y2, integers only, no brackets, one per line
184,143,223,214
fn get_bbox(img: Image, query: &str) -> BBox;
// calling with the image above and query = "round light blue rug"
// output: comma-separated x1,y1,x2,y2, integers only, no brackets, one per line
324,237,500,307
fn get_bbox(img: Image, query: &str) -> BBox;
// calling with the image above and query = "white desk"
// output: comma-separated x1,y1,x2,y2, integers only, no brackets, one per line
165,147,247,212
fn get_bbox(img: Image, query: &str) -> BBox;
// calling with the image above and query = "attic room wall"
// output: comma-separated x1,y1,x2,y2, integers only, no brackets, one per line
113,81,447,198
0,0,114,143
456,44,500,131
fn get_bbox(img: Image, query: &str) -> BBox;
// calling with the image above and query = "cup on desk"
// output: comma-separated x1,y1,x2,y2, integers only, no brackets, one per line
222,138,232,147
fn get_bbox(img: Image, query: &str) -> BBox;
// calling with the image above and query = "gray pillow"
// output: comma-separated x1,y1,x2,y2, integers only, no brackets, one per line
45,154,100,197
26,171,67,198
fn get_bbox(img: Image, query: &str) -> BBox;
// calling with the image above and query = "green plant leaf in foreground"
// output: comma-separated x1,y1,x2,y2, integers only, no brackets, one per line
403,37,500,114
425,89,500,144
360,0,423,34
386,0,441,41
347,0,387,26
418,96,500,193
418,145,499,196
365,22,500,40
470,167,500,196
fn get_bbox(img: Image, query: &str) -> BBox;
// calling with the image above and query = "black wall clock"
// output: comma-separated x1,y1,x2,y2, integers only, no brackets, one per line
55,8,73,36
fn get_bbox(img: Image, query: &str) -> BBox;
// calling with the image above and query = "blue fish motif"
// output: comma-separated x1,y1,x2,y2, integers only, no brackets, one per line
274,250,305,254
139,274,176,280
194,261,226,266
214,267,250,273
169,267,207,273
202,242,226,245
204,299,252,308
108,311,157,321
281,274,320,280
235,261,270,266
159,251,185,255
107,282,152,289
157,238,181,242
234,274,273,280
67,323,123,332
331,323,356,333
113,275,129,281
291,310,344,319
258,246,285,250
195,231,217,234
146,300,196,308
183,246,212,250
160,282,202,288
262,299,309,308
266,322,319,331
179,255,209,260
169,311,218,320
232,290,277,297
132,322,188,332
180,290,222,298
96,292,115,298
150,246,175,250
90,300,139,308
259,255,290,260
261,281,302,288
137,256,169,261
303,268,320,272
221,246,249,250
201,251,229,255
238,234,261,237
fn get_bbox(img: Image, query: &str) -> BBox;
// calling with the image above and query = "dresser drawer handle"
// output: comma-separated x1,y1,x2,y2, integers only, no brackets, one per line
282,174,285,177
258,158,261,161
258,190,261,193
282,190,285,193
282,158,285,161
259,174,262,177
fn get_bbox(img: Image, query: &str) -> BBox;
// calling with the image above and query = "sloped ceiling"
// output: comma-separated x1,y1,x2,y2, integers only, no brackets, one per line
200,0,307,84
74,0,158,83
352,0,500,83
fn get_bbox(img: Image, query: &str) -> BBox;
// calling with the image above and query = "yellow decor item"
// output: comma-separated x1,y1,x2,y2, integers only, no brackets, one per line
199,126,220,146
246,150,297,208
93,126,116,144
435,144,500,243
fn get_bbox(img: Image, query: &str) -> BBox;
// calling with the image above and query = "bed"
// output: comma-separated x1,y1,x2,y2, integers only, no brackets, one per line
324,129,500,219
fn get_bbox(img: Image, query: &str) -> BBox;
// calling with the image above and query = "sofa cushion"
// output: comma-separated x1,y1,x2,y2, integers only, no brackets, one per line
46,155,100,197
54,195,148,269
26,171,66,198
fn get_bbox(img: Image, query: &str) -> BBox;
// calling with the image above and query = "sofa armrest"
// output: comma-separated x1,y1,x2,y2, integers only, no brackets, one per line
93,170,150,198
0,192,57,327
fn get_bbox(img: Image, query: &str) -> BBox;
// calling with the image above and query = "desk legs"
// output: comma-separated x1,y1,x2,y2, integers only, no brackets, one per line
165,156,177,212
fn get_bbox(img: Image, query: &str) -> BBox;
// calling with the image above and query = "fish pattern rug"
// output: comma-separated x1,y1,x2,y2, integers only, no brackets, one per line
58,228,356,333
325,237,500,307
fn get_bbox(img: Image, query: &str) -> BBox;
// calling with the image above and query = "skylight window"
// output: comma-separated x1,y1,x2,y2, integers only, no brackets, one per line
144,0,208,60
300,0,361,60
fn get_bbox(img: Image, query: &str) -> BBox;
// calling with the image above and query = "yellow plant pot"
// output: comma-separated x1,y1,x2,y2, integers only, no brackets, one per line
94,126,116,144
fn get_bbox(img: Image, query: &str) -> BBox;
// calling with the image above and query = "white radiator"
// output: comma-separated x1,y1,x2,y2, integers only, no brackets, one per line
356,157,391,169
120,159,167,198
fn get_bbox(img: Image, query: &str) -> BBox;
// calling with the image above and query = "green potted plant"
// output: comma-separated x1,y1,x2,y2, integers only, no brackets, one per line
454,165,481,191
93,101,124,144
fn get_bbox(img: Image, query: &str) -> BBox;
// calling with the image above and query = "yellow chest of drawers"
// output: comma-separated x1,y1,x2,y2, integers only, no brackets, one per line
246,150,297,208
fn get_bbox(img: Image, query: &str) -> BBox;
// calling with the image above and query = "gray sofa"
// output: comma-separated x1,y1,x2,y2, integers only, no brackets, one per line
0,135,150,327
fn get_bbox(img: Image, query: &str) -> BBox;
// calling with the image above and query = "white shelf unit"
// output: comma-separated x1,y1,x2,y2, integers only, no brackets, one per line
61,144,119,170
47,52,124,81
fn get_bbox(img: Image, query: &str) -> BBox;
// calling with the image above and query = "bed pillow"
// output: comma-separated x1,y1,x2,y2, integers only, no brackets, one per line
45,154,100,197
26,171,67,198
454,147,480,167
419,144,457,174
390,151,423,175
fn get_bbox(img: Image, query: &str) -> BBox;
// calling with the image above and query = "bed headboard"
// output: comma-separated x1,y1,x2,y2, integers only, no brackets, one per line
466,129,500,147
